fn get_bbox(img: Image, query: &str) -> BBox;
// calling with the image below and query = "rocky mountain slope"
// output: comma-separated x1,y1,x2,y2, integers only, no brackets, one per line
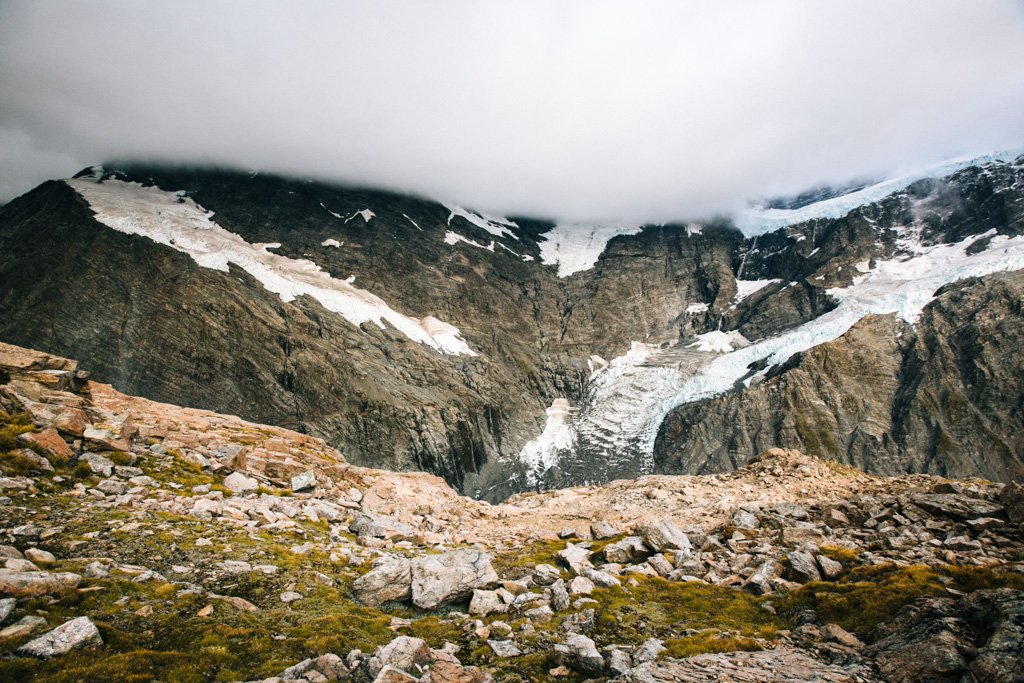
0,154,1022,498
1,342,1023,682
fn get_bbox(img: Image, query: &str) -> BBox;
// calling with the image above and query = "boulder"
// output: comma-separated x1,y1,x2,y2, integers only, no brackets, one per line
911,493,1004,521
421,660,492,683
290,470,316,492
555,634,604,675
0,597,15,624
550,579,570,611
23,548,55,564
222,471,259,494
81,452,115,477
0,571,81,597
353,554,413,607
786,551,821,583
998,481,1024,524
603,536,650,564
745,560,783,595
591,522,620,540
370,636,432,677
411,550,497,609
12,448,53,473
532,564,561,586
468,589,506,616
17,616,102,658
556,544,593,574
17,428,72,462
816,555,844,579
567,576,595,595
374,666,420,683
351,512,418,542
636,520,692,553
487,640,522,657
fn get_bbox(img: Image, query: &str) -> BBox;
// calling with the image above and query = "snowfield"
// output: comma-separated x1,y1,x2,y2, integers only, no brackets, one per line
67,176,477,357
539,223,644,277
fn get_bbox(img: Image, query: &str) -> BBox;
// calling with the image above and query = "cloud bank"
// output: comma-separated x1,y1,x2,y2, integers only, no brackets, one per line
1,1,1023,222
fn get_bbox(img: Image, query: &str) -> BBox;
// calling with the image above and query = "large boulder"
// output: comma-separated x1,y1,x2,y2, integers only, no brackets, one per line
351,512,418,542
911,493,1004,521
353,554,413,607
603,536,650,564
999,482,1024,524
411,550,497,609
222,471,259,494
0,571,81,597
17,616,102,658
369,636,432,677
636,520,692,553
554,634,604,675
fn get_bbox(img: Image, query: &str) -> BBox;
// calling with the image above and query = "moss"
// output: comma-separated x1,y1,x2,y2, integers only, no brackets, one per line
663,631,762,658
0,447,46,476
110,451,135,466
819,545,859,567
777,564,1024,637
492,538,567,579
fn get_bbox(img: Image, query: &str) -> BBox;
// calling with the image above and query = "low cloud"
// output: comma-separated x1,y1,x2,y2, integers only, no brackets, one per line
2,1,1023,222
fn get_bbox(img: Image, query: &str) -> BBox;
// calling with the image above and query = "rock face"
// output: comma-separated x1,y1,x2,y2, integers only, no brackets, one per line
0,571,81,597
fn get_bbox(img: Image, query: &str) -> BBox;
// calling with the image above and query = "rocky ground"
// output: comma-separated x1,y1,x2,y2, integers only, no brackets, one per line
1,341,1023,682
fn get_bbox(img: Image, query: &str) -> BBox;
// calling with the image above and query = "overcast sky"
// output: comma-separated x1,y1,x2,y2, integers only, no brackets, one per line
1,1,1023,222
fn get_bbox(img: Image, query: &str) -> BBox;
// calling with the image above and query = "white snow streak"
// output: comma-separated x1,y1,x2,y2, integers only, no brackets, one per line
444,230,495,252
735,278,781,302
321,238,342,248
518,399,574,484
67,177,476,357
444,204,518,240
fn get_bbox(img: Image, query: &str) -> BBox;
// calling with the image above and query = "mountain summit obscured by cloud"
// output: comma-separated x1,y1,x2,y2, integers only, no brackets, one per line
2,1,1023,221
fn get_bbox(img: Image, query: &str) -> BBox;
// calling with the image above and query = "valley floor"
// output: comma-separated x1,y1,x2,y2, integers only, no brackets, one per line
1,341,1023,682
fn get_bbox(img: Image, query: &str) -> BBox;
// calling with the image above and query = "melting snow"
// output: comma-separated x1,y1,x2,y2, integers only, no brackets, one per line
402,213,423,231
66,177,477,357
685,302,709,314
321,238,342,248
539,224,643,277
319,202,343,219
444,204,518,240
735,279,781,302
345,208,375,224
518,399,575,484
444,230,495,252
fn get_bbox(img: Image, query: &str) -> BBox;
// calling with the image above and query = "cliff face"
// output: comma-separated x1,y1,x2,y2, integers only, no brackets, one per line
1,156,1022,498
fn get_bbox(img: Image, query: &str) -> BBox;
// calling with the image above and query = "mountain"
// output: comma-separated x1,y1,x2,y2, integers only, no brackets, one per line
1,340,1023,681
0,154,1022,499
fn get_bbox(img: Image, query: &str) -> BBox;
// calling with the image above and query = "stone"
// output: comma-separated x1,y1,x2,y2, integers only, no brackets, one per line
0,571,81,597
370,636,432,677
17,428,73,462
353,554,413,607
6,558,38,572
532,564,561,586
0,615,46,639
525,605,554,623
603,536,650,564
732,509,760,529
557,527,576,539
646,554,674,578
998,481,1024,524
0,597,15,624
374,666,419,683
821,623,864,649
579,565,620,588
421,660,492,683
17,616,102,658
816,555,844,579
223,471,259,494
411,550,498,609
218,560,252,574
550,579,570,611
23,548,55,564
786,551,821,583
911,493,1004,521
567,576,595,595
469,589,506,616
487,639,522,657
746,560,783,595
96,478,128,495
351,512,418,542
556,544,593,574
13,448,54,473
81,452,115,477
555,634,604,675
633,638,666,665
779,526,825,546
591,522,620,540
290,470,316,492
280,591,303,603
636,520,692,553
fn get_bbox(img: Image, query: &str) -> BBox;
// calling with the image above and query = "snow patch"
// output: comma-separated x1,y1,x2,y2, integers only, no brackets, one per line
735,278,781,302
344,208,375,224
685,302,709,314
444,204,518,240
319,202,342,219
444,230,495,252
66,177,476,357
539,224,643,277
321,238,342,248
519,399,575,484
688,330,750,353
402,213,423,231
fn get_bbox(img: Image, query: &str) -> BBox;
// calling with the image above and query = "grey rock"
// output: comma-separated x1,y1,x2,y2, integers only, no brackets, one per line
604,536,650,564
555,634,604,675
532,563,561,586
487,639,522,658
911,493,1004,521
0,597,15,625
632,638,666,665
591,522,620,540
786,551,821,583
81,452,114,477
0,571,81,597
411,549,497,609
468,589,506,616
353,554,413,606
290,470,316,492
223,471,259,494
350,512,417,542
636,520,692,553
17,616,102,658
370,635,431,677
549,579,570,611
556,543,593,574
816,554,844,579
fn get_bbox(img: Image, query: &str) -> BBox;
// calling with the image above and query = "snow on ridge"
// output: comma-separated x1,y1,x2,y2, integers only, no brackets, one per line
734,149,1023,236
539,224,643,277
66,177,477,357
344,208,375,223
444,230,495,252
444,204,518,240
